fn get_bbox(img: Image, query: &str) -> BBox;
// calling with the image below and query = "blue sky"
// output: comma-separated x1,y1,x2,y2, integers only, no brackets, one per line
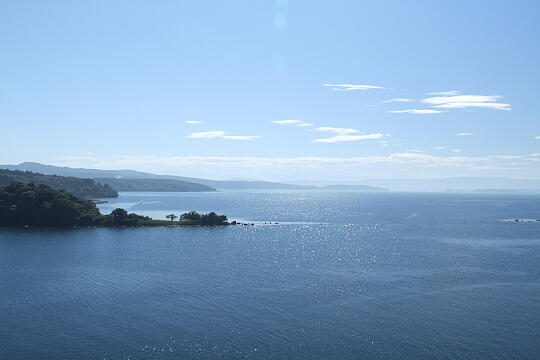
1,0,539,181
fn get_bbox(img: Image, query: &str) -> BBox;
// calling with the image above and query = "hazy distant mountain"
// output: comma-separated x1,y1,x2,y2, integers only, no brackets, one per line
322,184,388,191
4,163,537,192
293,177,540,192
0,162,166,180
0,163,309,190
356,177,540,192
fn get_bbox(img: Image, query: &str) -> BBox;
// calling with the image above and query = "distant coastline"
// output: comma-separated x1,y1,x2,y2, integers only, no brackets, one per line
2,162,540,193
0,162,388,192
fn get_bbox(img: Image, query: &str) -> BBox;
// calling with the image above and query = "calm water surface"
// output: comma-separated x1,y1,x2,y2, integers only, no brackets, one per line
1,191,540,359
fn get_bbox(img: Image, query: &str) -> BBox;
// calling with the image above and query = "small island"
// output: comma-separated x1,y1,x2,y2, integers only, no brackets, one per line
0,182,229,227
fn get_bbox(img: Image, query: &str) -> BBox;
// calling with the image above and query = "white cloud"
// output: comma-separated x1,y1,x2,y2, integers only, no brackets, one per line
530,153,540,157
323,83,383,91
315,127,359,134
186,131,260,141
271,123,384,143
381,98,414,103
314,133,383,143
451,149,462,153
389,109,443,114
491,155,523,159
186,131,225,139
185,120,202,125
436,102,511,111
273,120,299,125
425,95,498,104
380,140,403,147
536,136,540,139
272,120,312,127
221,135,261,140
427,90,461,96
313,127,382,143
457,132,473,136
433,146,446,150
423,94,511,111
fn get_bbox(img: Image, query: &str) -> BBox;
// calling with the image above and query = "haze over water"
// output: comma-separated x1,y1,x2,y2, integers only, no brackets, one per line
1,191,539,359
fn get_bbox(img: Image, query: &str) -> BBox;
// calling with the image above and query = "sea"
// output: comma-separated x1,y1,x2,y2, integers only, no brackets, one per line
1,190,539,359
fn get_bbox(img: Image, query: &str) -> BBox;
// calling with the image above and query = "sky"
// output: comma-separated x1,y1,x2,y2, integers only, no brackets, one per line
1,0,539,181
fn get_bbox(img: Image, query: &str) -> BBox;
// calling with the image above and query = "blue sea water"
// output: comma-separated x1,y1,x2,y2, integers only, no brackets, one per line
1,190,540,359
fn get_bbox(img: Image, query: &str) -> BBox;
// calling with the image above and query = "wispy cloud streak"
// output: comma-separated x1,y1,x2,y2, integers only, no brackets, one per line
186,131,260,140
381,98,414,103
323,83,383,91
389,109,443,114
423,94,511,111
312,127,383,142
314,133,383,143
427,90,460,96
272,120,313,127
315,127,359,135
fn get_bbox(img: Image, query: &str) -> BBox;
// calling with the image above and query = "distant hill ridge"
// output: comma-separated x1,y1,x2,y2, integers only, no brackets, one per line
0,162,313,190
0,162,389,191
0,169,118,198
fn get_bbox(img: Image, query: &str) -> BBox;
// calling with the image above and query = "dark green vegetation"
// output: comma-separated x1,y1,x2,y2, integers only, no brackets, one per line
179,210,228,225
0,183,229,227
94,178,216,192
0,182,102,226
0,169,117,198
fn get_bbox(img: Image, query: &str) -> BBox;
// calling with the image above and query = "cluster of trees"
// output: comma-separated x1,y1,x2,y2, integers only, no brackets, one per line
0,182,102,226
0,182,229,227
101,208,152,227
167,210,228,225
0,169,118,198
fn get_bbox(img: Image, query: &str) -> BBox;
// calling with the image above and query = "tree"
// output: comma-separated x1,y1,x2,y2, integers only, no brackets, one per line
110,208,128,225
180,211,201,221
201,212,228,225
166,213,178,222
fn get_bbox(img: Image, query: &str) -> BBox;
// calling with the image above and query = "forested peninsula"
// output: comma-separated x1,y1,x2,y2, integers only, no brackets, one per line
0,169,118,198
94,177,216,192
0,182,229,227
